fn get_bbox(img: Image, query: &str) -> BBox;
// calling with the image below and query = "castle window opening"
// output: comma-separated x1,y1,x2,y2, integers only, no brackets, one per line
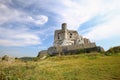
70,33,72,38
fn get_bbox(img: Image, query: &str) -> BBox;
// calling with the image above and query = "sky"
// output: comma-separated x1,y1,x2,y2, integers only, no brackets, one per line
0,0,120,57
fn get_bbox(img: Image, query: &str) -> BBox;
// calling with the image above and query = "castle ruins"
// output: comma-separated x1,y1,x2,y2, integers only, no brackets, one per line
54,23,91,46
38,23,104,57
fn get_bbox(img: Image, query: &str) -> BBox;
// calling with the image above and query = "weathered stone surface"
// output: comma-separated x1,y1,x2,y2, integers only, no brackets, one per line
38,23,104,56
47,43,104,56
47,47,57,55
54,23,90,46
37,50,48,58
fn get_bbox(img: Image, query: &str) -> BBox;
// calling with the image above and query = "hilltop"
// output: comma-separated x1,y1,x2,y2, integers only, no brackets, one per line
0,53,120,80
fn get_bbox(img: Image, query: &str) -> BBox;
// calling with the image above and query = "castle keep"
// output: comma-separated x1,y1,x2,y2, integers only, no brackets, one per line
38,23,104,57
54,23,90,46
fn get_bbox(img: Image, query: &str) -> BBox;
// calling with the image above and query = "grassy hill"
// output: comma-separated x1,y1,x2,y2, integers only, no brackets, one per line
0,53,120,80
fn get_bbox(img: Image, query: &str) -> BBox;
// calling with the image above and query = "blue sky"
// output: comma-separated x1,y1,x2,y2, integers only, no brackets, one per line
0,0,120,57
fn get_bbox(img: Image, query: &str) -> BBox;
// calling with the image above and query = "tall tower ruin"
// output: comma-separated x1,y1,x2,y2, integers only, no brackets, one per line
54,23,91,47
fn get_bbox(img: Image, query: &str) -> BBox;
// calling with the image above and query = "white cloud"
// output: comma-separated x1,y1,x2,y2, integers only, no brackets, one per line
0,2,48,46
0,3,48,25
0,27,41,46
48,0,120,41
27,15,48,25
56,0,120,29
48,0,103,29
84,14,120,41
0,0,120,57
0,0,120,46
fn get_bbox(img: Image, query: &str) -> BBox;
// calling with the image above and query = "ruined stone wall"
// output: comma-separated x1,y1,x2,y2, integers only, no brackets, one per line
84,38,91,44
67,30,79,40
54,23,85,46
38,23,104,57
48,43,96,55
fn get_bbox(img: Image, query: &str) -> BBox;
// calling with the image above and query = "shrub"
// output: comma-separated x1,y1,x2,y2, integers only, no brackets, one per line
75,49,85,54
105,46,120,55
2,55,9,61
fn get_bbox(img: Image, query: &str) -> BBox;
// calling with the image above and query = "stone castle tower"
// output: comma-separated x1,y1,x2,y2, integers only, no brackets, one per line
54,23,90,46
38,23,104,57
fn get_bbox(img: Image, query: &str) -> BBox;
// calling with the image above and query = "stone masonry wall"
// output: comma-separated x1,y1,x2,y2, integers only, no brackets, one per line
38,23,104,57
48,43,97,55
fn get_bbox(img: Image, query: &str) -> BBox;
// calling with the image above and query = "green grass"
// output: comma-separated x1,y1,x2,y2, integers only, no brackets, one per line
0,53,120,80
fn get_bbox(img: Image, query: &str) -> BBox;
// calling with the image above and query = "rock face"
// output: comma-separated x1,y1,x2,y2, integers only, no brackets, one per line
37,50,48,58
38,23,104,57
48,46,104,56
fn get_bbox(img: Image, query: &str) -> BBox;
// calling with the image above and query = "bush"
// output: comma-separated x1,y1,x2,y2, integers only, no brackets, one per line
75,49,85,54
2,55,9,61
105,46,120,55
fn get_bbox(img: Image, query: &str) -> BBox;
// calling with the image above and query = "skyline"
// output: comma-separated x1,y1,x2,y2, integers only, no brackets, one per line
0,0,120,57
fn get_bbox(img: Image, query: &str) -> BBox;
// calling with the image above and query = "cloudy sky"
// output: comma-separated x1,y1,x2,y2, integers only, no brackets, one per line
0,0,120,57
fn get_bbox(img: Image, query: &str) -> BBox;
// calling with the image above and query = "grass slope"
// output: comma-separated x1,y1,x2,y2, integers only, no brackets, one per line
0,53,120,80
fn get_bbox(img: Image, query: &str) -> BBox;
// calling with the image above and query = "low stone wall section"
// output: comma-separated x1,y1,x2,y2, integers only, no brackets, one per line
47,43,99,56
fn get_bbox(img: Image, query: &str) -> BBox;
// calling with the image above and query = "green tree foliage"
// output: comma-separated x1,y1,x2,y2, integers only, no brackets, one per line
105,46,120,55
